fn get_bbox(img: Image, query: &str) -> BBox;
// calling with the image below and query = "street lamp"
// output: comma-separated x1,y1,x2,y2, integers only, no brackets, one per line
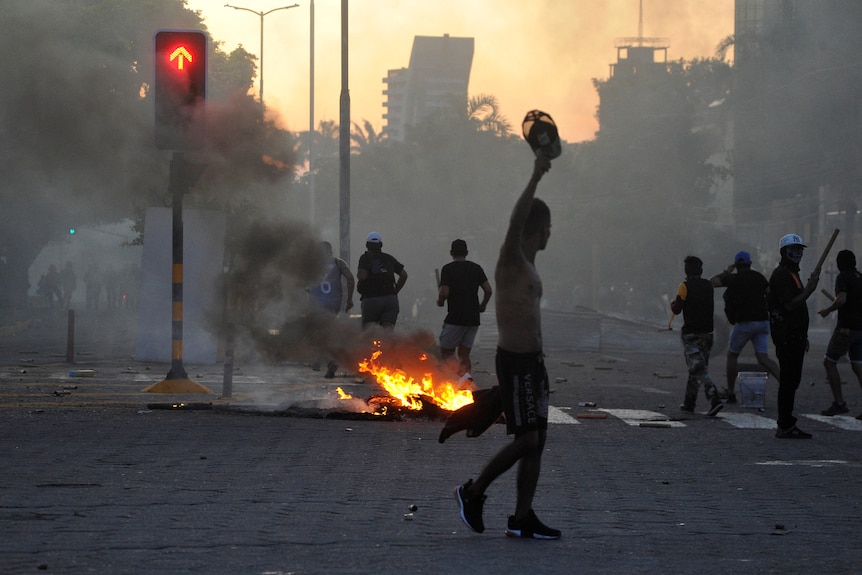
309,0,315,223
224,3,299,109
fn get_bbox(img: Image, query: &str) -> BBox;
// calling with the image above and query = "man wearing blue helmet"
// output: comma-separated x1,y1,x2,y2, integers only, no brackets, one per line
710,250,780,403
767,234,820,438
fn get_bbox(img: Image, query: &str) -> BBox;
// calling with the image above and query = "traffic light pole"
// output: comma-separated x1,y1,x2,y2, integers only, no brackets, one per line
167,152,189,380
144,152,211,394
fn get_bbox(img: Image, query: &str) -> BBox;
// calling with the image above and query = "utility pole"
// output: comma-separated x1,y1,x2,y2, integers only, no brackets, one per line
339,0,351,264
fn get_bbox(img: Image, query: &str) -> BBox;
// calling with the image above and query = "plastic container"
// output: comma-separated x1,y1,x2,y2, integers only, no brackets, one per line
737,372,767,408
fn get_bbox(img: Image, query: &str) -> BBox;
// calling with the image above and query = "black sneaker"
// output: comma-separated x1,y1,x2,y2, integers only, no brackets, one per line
775,425,812,439
820,402,849,416
706,402,724,417
679,404,695,413
455,480,486,533
725,393,738,405
505,510,561,540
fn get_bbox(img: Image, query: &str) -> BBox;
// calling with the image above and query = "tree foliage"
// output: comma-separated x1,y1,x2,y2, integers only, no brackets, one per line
571,57,735,317
0,0,293,306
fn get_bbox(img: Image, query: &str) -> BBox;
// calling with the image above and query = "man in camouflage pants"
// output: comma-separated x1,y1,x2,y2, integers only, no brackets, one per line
671,256,724,416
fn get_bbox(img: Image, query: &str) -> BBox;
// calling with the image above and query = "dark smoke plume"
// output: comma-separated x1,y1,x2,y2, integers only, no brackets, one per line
216,220,443,373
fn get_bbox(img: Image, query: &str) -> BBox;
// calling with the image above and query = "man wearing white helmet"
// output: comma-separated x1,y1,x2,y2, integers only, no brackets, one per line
356,232,408,329
767,234,820,438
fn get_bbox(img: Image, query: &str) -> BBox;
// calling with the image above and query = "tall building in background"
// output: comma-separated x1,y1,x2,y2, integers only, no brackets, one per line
598,26,670,138
733,0,862,249
382,34,474,141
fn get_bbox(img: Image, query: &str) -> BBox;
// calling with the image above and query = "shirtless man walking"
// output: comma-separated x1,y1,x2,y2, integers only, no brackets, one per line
454,155,560,540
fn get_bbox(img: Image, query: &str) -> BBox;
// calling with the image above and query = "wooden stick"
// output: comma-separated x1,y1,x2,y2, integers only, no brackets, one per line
812,228,840,276
821,289,835,301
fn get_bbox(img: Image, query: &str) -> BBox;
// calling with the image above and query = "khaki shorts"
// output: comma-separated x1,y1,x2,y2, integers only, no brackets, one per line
438,323,478,350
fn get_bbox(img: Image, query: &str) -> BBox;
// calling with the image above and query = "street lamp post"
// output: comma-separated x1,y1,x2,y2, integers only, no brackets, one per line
224,3,299,109
309,0,315,223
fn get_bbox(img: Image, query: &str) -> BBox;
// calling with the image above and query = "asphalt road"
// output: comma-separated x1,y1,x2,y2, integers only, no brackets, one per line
1,307,860,574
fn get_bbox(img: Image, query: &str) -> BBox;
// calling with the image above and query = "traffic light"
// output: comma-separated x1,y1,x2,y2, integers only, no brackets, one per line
154,30,207,150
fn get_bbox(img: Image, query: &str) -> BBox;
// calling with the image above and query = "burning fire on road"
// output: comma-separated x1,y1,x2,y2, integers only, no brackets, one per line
335,344,474,418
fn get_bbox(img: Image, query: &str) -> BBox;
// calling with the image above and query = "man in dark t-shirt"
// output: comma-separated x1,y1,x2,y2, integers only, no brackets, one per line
817,249,862,418
671,255,723,416
356,232,407,329
436,239,492,380
710,250,780,403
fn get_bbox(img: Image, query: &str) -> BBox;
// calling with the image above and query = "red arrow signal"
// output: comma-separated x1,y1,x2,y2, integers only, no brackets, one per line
170,46,193,70
154,30,207,150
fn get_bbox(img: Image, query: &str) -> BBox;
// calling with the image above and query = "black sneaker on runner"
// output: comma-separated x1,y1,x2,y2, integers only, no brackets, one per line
820,402,849,416
775,425,812,439
505,510,561,540
706,402,724,417
454,479,486,533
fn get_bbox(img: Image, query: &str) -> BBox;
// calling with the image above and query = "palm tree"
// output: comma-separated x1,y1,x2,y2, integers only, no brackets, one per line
350,119,386,153
467,94,512,136
314,119,340,159
715,34,734,61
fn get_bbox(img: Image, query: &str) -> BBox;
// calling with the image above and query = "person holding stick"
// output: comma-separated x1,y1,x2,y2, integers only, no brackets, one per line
817,249,862,418
767,233,823,438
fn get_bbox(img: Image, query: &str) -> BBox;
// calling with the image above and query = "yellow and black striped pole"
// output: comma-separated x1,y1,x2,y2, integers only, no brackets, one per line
144,152,211,394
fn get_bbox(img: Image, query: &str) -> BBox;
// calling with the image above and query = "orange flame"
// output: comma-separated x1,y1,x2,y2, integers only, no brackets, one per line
357,349,473,412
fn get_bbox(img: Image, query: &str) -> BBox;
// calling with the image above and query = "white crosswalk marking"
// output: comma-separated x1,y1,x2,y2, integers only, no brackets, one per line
598,408,686,427
717,412,777,429
548,405,580,425
802,414,862,431
549,407,862,432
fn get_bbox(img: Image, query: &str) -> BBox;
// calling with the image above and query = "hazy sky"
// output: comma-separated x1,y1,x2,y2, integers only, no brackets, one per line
186,0,733,142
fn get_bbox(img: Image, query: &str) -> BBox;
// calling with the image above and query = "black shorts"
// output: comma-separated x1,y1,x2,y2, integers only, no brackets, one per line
496,348,549,435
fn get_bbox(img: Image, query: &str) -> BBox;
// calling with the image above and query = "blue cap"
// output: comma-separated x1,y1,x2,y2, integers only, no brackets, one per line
735,251,751,265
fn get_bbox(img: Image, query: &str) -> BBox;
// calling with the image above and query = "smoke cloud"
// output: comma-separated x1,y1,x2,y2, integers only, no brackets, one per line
218,220,444,381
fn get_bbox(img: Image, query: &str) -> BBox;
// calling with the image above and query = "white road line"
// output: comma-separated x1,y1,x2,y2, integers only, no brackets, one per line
802,414,862,431
549,405,580,425
717,412,777,429
598,408,686,427
755,459,848,467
